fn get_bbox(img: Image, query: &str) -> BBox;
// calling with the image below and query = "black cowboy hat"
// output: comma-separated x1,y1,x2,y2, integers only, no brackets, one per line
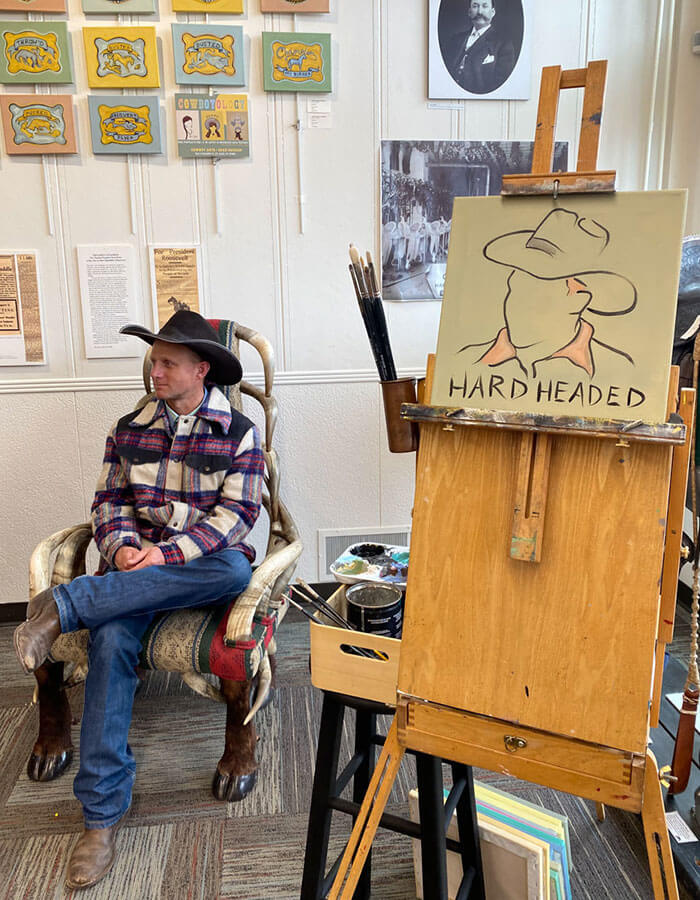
120,310,242,385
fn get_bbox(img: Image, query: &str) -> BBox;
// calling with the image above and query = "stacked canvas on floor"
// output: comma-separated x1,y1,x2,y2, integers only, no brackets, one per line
408,782,572,900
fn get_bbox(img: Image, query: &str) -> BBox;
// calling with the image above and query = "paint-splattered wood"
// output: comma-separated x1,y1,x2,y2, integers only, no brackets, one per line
401,403,686,445
658,387,696,644
510,432,551,563
501,171,616,194
577,59,607,171
397,421,673,753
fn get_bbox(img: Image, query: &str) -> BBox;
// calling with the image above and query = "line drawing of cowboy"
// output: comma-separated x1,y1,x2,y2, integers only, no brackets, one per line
458,207,638,379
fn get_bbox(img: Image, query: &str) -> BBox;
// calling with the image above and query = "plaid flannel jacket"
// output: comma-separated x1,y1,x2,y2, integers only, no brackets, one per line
91,386,264,568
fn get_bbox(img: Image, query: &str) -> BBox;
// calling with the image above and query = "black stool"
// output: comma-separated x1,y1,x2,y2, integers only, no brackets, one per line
301,691,486,900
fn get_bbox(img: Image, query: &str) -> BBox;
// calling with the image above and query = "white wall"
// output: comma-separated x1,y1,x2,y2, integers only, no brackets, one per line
1,0,699,603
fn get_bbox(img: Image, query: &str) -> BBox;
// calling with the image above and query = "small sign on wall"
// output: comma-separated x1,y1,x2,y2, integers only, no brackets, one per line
149,246,202,330
83,26,160,89
262,32,332,93
0,94,77,154
172,25,246,87
0,22,73,84
173,0,242,12
88,95,163,155
0,0,65,11
77,244,142,359
82,0,156,15
175,93,249,159
0,251,45,366
260,0,329,11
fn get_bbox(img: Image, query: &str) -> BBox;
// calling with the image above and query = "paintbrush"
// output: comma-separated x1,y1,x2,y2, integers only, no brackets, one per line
290,582,351,629
348,263,390,382
287,593,376,660
287,594,326,625
363,250,397,381
295,580,390,662
348,244,396,382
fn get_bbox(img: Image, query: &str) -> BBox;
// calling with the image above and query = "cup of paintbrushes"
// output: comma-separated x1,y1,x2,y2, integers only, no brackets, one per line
381,377,419,453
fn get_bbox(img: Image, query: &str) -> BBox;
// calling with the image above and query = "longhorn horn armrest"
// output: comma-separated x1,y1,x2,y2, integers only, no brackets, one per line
224,540,303,644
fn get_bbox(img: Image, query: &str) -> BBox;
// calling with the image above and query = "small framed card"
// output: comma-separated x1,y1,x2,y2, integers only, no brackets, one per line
82,0,156,14
261,0,329,10
175,93,249,159
83,26,160,89
88,95,162,154
0,94,77,154
0,0,65,11
172,25,245,87
173,0,242,11
262,31,331,93
0,22,73,84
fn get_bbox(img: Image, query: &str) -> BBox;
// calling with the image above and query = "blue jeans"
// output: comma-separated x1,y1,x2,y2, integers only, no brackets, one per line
52,548,252,828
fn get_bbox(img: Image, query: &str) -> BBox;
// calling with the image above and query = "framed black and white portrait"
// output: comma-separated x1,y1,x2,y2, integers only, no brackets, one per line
429,0,532,100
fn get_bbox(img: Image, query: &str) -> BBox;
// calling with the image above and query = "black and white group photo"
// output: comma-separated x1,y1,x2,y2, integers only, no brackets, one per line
380,140,568,301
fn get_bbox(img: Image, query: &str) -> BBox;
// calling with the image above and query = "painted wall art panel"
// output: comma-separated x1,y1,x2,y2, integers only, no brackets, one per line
0,0,65,12
429,0,531,100
431,191,688,423
175,93,249,159
83,26,160,88
88,95,162,154
262,31,331,92
171,24,245,87
173,0,242,12
82,0,156,15
261,0,329,11
0,94,77,154
0,22,73,84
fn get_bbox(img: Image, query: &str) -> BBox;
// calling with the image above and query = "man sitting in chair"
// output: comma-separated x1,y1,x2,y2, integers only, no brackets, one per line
14,310,264,890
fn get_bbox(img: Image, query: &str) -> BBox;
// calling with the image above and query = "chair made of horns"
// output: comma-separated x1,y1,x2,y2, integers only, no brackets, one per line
27,320,302,802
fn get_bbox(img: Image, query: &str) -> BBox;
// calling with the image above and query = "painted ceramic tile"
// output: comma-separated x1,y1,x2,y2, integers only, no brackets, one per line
262,31,331,93
0,22,73,84
432,191,688,423
0,0,65,12
173,0,242,12
175,93,249,159
261,0,329,11
0,94,76,154
88,95,162,154
82,0,156,14
171,25,245,87
83,26,159,88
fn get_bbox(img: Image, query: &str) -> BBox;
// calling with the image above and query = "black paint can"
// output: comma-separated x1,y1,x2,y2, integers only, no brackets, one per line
345,583,403,638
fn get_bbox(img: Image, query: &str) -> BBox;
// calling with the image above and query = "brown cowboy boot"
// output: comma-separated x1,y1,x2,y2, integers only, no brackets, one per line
13,597,61,675
65,811,130,890
26,586,57,620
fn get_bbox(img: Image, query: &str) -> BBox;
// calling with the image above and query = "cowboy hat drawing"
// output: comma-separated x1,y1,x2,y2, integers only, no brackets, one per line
482,207,637,316
459,207,638,378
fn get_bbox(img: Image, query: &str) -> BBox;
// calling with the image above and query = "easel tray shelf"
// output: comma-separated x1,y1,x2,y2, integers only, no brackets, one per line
401,403,686,446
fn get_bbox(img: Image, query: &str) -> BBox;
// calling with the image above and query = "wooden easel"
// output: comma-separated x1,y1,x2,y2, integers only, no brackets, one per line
328,62,695,900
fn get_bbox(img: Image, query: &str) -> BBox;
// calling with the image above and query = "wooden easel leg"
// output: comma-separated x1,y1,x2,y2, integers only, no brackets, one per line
328,717,405,899
595,802,606,822
642,750,679,900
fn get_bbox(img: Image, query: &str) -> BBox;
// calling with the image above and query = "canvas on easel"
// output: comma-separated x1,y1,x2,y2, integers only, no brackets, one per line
431,191,686,423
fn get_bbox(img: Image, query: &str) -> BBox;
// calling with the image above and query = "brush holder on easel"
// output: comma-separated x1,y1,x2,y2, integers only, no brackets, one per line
381,377,418,453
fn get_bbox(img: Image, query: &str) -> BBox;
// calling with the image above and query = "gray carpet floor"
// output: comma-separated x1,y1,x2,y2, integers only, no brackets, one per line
0,604,696,899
